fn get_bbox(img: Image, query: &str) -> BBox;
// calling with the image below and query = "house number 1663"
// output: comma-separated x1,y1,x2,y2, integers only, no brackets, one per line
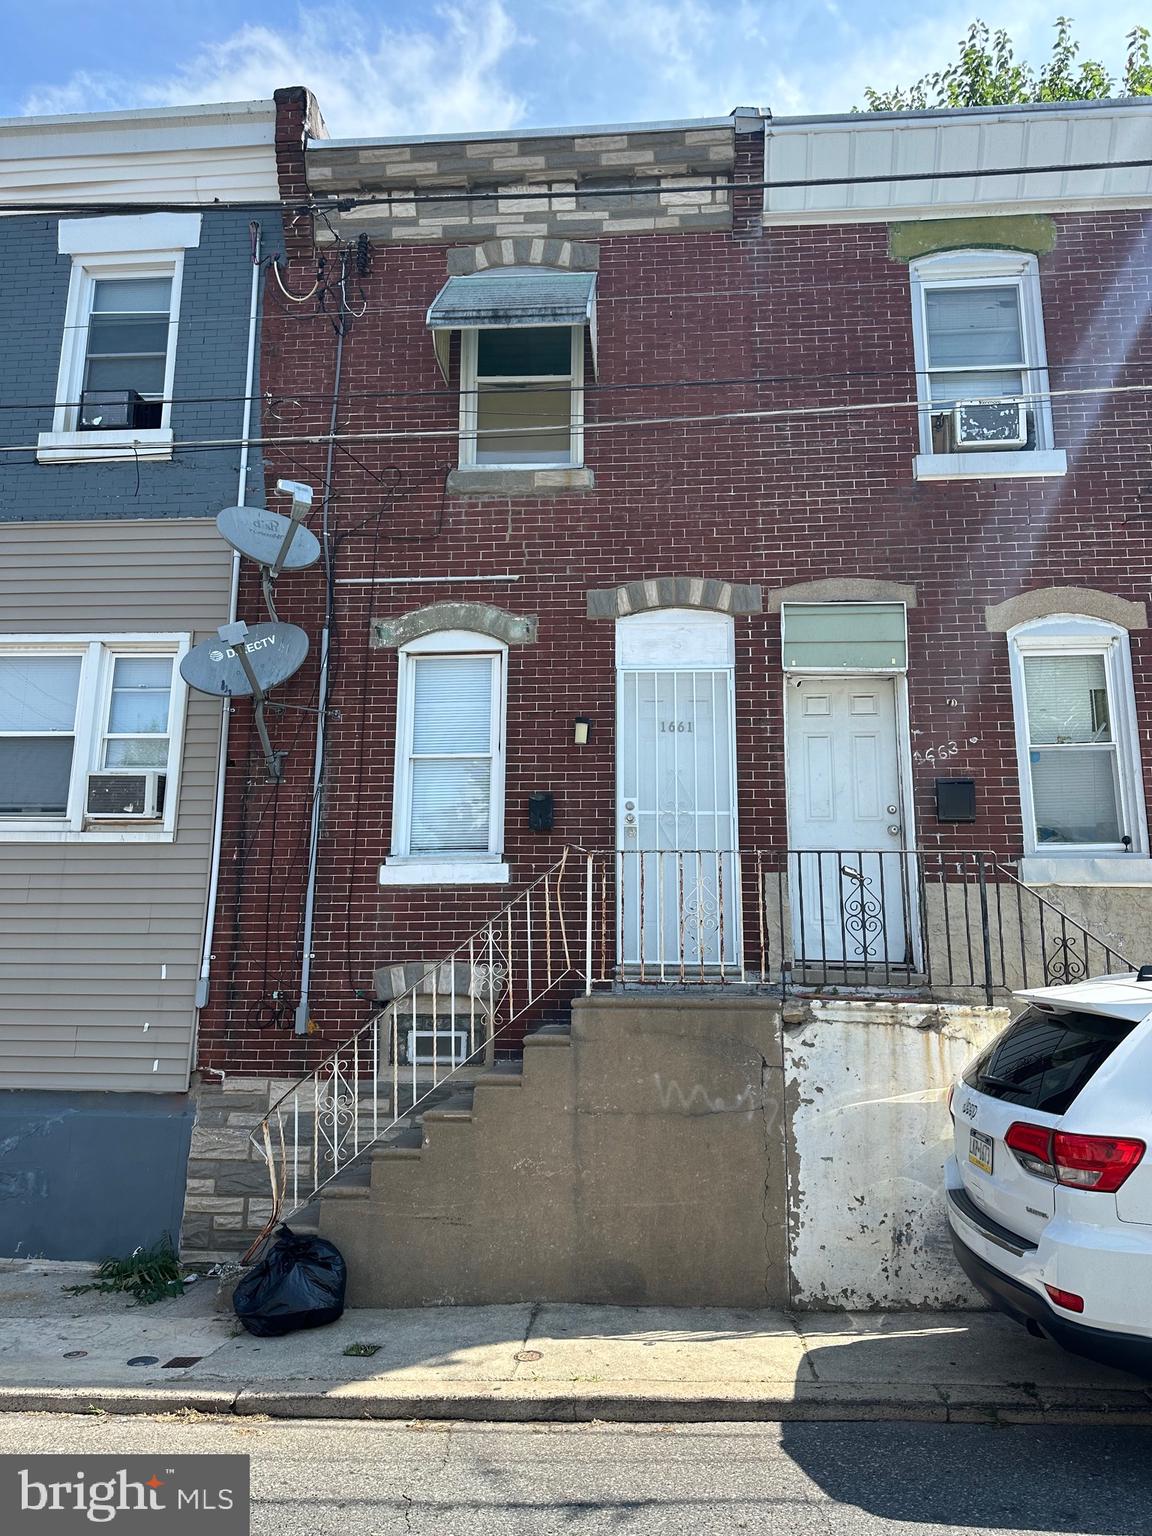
660,720,694,732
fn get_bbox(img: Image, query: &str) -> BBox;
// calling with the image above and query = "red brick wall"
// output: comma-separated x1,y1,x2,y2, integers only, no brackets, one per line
194,131,1152,1078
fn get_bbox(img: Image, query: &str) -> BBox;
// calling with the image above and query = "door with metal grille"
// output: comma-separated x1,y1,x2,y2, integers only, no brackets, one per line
616,656,740,975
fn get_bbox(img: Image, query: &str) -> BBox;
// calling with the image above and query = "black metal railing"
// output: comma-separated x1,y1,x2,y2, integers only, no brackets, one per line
581,848,1136,1003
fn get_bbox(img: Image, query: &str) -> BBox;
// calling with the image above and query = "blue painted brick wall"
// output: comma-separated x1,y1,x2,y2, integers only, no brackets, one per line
0,207,283,522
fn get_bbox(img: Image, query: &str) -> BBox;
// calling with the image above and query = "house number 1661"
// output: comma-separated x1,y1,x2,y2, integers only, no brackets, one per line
660,720,694,732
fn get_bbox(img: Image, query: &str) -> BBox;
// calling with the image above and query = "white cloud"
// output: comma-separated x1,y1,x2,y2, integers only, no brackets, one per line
17,0,1150,136
21,3,527,137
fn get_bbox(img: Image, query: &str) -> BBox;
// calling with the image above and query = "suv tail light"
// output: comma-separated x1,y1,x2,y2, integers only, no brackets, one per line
1006,1122,1146,1193
1044,1284,1085,1314
1053,1132,1146,1193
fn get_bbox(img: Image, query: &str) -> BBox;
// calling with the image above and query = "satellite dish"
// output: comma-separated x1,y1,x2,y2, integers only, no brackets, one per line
216,505,321,571
180,622,310,698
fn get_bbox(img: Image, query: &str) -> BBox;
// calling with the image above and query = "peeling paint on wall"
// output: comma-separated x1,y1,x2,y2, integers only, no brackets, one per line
785,999,1007,1310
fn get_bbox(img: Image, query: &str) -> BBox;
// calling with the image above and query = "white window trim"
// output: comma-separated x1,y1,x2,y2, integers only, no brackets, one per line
37,251,186,465
0,632,190,843
910,248,1063,481
381,628,509,885
458,326,584,470
1008,615,1149,864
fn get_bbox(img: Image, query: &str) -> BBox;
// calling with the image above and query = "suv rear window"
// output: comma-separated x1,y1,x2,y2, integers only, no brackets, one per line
963,1006,1136,1116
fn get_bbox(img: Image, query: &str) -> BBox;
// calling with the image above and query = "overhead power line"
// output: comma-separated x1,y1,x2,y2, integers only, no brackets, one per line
0,378,1147,459
0,153,1149,217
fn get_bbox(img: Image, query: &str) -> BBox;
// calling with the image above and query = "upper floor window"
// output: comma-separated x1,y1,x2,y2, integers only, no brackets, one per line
37,212,200,465
460,325,583,468
0,636,189,840
910,250,1063,480
80,275,175,432
1008,616,1146,857
381,629,509,884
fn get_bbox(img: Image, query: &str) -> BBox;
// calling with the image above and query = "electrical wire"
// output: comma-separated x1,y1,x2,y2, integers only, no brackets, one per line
1,377,1148,461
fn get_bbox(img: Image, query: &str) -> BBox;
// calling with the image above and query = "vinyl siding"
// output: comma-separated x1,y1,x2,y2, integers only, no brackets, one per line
0,519,233,1092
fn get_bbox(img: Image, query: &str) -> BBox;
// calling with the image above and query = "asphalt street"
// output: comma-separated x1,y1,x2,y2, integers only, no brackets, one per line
1,1414,1150,1534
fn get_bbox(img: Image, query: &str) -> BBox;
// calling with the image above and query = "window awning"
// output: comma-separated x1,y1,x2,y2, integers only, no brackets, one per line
426,270,597,379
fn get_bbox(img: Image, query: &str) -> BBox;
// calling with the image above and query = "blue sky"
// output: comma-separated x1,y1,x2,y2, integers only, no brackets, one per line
3,2,1147,134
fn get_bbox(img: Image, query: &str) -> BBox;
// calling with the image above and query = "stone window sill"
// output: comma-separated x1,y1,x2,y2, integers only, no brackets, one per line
379,858,510,886
1018,855,1152,887
914,449,1067,482
447,467,595,497
37,428,174,464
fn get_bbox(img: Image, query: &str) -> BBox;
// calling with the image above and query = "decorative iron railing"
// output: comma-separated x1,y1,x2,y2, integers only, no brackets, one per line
579,848,1136,1003
247,848,583,1248
248,844,1134,1247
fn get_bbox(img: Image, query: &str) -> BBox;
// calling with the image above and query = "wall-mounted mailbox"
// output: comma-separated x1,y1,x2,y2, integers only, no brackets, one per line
935,777,976,824
528,791,555,833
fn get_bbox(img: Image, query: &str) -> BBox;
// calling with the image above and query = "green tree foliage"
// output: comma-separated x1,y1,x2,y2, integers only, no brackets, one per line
862,18,1152,111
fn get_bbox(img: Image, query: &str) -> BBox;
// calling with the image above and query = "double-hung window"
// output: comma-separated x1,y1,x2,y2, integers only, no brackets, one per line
0,637,189,839
910,249,1064,479
383,631,508,884
1009,617,1147,858
38,213,200,464
461,326,583,468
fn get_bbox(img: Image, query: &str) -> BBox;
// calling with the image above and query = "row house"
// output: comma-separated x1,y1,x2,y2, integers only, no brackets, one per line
0,102,282,1258
188,91,1152,1307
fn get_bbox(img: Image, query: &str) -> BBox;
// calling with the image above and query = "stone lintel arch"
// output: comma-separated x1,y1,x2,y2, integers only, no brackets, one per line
985,587,1147,633
371,601,537,649
587,577,762,620
446,237,600,276
767,578,917,612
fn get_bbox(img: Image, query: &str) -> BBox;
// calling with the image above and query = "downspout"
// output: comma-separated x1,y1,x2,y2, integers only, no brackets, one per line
194,222,262,1012
294,305,345,1033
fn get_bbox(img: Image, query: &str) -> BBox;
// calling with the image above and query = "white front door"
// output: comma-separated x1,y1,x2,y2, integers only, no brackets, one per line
616,612,740,975
785,676,916,967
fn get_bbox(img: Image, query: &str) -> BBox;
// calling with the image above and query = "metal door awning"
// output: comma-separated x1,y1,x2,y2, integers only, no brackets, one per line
426,270,597,378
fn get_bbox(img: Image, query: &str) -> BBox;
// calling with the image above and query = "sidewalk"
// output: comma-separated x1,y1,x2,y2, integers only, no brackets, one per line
1,1261,1150,1424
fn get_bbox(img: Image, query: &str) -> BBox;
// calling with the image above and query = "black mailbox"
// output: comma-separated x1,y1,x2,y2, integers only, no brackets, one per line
528,791,555,833
935,777,976,824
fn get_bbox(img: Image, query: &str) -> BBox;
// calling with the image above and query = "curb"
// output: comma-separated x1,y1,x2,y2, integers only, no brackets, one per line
2,1383,1151,1425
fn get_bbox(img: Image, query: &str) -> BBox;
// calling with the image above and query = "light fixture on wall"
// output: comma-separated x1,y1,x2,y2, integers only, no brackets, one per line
573,717,591,746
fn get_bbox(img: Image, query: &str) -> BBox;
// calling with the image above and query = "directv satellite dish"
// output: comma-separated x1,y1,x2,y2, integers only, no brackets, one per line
180,622,310,698
216,505,321,571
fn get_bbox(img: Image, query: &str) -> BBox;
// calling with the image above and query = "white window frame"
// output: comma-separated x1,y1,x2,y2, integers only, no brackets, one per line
380,629,509,885
0,633,190,843
910,249,1066,481
1008,616,1148,861
458,326,584,470
37,253,185,465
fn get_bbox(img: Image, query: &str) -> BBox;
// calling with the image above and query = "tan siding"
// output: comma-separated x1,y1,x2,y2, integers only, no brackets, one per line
0,519,233,1093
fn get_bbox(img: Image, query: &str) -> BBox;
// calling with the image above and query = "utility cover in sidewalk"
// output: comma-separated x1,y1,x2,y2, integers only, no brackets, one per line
515,1350,542,1362
126,1356,159,1367
163,1356,203,1369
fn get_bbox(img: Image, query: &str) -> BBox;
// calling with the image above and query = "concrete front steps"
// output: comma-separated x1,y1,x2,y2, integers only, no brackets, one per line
319,996,791,1309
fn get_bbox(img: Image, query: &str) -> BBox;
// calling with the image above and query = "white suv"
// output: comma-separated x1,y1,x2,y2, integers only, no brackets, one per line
947,973,1152,1376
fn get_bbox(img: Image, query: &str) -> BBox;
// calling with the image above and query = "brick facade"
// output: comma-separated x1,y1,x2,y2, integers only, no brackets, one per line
195,107,1152,1096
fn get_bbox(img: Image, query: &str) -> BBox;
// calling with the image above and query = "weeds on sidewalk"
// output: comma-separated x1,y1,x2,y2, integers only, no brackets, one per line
63,1239,184,1306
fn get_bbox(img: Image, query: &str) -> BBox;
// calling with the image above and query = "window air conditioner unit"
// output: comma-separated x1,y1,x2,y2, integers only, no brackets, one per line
86,771,165,820
952,400,1029,451
78,389,147,431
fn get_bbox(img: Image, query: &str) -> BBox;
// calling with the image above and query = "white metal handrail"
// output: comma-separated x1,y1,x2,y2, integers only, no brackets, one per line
248,848,579,1253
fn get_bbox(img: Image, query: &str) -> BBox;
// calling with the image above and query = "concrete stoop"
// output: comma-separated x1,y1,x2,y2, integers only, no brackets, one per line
318,992,1008,1311
321,996,791,1308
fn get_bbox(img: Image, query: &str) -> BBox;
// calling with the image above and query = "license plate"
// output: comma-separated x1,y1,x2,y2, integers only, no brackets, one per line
969,1128,994,1174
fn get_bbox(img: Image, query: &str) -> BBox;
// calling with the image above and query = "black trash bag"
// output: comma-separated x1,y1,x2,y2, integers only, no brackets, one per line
233,1225,347,1338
